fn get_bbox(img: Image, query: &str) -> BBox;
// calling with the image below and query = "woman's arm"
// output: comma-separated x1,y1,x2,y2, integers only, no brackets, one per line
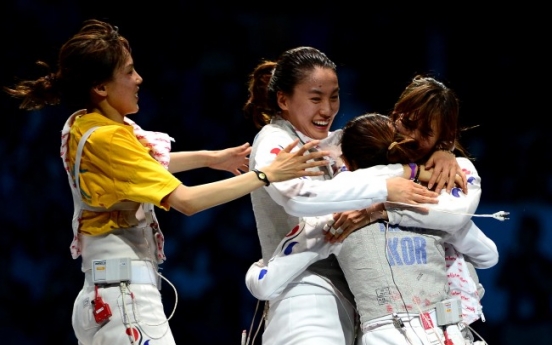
444,221,499,269
385,157,481,232
167,140,328,215
245,215,340,300
252,127,438,217
326,157,480,241
168,142,251,175
126,116,251,175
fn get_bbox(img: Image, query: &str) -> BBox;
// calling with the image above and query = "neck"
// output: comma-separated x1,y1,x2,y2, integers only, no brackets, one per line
89,106,125,124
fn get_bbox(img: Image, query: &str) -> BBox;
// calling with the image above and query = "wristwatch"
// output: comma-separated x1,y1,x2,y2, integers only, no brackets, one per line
252,169,270,186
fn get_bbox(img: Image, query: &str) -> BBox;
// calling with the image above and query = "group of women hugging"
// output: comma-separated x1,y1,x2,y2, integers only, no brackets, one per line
5,18,500,345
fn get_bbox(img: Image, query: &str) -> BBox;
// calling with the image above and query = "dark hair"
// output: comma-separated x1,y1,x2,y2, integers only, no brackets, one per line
340,113,419,171
243,46,337,129
4,19,130,111
390,75,468,158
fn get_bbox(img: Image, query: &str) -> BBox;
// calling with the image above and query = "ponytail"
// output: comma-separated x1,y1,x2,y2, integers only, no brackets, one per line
243,61,277,129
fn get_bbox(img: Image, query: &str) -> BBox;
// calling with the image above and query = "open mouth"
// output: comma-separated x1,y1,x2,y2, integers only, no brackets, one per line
313,120,330,127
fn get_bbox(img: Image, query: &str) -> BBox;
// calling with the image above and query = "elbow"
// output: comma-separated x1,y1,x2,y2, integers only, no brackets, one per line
168,186,202,216
170,198,201,216
171,201,200,216
247,288,273,301
180,205,201,216
486,246,500,268
489,253,499,267
447,214,472,231
245,282,275,301
283,202,305,217
490,241,499,263
469,250,499,269
245,266,273,301
181,209,198,216
472,255,499,269
480,240,500,268
447,214,472,233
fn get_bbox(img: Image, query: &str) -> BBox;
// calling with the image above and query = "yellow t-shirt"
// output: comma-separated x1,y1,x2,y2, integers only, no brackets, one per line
67,112,182,235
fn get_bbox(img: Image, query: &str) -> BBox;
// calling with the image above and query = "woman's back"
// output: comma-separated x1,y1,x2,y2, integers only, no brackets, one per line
337,221,448,325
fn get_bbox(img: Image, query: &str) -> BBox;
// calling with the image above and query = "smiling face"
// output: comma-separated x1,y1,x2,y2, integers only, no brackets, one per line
277,66,339,140
101,51,143,119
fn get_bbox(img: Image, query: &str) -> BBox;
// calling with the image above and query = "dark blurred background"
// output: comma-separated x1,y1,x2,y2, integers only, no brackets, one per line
1,1,551,344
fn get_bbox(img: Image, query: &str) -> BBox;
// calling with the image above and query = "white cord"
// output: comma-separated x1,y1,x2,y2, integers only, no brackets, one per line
122,262,178,341
119,283,137,344
158,272,179,321
244,299,261,345
384,202,510,221
466,323,489,344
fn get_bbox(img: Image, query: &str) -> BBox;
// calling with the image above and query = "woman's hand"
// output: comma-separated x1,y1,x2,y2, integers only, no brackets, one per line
208,142,251,175
262,139,329,183
417,165,464,193
424,150,467,194
324,203,388,243
386,177,439,207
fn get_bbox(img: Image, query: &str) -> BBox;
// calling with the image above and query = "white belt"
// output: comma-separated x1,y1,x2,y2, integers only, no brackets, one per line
361,309,438,333
84,260,160,289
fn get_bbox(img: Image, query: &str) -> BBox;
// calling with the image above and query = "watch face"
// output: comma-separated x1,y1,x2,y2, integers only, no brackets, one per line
254,170,269,185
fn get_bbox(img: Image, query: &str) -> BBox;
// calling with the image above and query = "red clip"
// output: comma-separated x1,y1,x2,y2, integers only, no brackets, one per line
420,312,434,330
93,285,112,323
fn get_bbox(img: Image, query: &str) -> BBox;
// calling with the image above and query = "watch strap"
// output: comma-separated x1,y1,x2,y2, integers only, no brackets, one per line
252,169,270,186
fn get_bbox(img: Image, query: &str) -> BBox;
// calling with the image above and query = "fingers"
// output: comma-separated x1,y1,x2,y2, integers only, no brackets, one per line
444,162,462,194
300,169,325,177
412,184,439,204
281,139,301,153
459,170,468,194
299,140,320,153
425,151,458,193
232,165,249,176
303,150,330,161
299,157,330,173
433,174,447,194
282,139,329,163
454,174,464,192
445,171,456,194
323,210,368,243
427,169,439,191
324,223,346,244
432,165,454,194
288,139,319,156
323,219,337,242
434,164,466,194
323,216,347,243
240,143,252,155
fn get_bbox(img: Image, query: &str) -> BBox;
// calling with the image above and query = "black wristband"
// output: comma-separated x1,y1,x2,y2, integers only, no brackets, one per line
253,169,270,186
414,165,421,184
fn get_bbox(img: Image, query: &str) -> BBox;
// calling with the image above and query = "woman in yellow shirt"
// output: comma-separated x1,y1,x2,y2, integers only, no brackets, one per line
4,19,329,345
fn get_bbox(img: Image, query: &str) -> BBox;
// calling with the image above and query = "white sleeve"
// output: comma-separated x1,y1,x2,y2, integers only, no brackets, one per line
386,157,481,232
253,127,404,216
244,215,341,300
444,221,499,269
245,252,326,301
